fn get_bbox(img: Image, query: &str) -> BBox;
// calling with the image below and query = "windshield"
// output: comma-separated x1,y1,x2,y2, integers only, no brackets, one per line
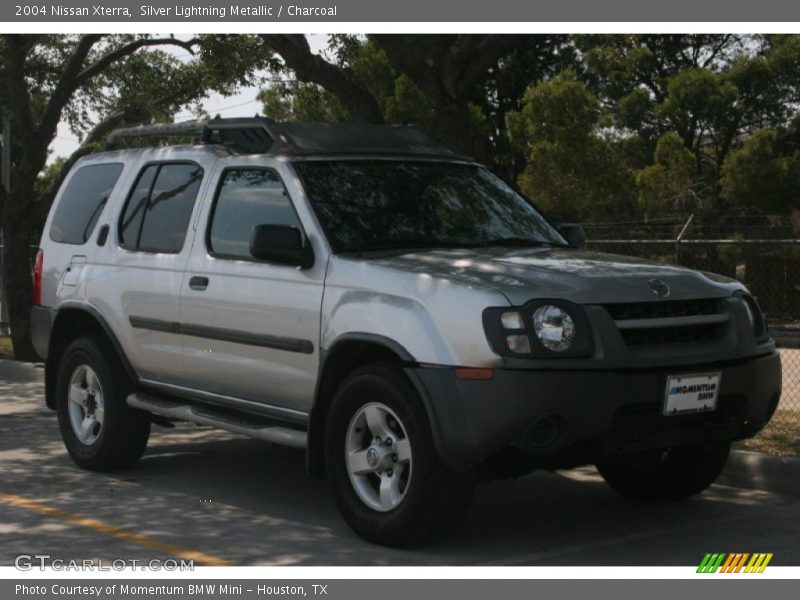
293,160,567,253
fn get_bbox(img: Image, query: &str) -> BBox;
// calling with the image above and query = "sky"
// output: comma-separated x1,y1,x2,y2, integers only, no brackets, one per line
49,35,330,161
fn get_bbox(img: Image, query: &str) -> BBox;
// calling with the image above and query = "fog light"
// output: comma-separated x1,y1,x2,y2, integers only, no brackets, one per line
506,334,531,354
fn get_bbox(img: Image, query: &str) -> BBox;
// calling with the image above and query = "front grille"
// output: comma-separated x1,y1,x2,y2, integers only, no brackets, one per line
605,298,721,321
619,322,725,347
604,298,727,348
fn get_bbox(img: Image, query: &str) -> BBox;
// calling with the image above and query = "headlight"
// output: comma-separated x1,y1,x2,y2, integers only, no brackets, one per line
532,305,576,352
482,300,593,358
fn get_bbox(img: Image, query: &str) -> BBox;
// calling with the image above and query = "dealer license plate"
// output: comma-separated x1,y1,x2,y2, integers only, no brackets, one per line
663,372,721,416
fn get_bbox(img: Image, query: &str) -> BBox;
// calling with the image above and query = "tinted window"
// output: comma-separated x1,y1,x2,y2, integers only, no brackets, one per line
119,165,157,249
119,163,203,253
209,169,299,259
50,163,124,244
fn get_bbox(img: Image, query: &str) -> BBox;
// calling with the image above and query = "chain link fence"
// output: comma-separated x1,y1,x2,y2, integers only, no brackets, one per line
585,215,800,455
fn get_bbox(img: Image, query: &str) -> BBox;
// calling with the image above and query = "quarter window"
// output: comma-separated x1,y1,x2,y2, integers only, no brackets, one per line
208,169,300,259
119,163,203,253
49,163,124,245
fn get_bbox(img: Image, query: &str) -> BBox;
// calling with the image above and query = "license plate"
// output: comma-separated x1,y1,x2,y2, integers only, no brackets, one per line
663,372,721,416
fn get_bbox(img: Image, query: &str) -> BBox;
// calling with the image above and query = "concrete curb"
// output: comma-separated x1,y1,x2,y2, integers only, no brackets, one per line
719,450,800,497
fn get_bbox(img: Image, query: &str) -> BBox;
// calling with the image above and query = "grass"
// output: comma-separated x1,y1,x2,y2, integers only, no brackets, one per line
0,337,13,360
736,410,800,457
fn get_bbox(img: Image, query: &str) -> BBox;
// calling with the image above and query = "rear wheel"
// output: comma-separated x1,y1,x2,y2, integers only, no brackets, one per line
325,363,474,547
596,441,731,501
56,336,150,471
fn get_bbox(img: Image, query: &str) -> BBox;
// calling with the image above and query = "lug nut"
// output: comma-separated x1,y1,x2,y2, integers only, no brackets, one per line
386,438,392,446
387,470,393,477
392,454,397,462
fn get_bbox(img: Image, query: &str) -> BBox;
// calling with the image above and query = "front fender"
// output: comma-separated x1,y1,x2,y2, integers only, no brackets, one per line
321,290,459,364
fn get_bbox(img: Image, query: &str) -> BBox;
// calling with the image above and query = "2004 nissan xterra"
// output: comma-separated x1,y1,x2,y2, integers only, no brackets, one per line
31,118,782,546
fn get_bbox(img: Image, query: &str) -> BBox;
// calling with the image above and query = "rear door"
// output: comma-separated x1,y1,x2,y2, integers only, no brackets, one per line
179,158,325,419
87,155,214,383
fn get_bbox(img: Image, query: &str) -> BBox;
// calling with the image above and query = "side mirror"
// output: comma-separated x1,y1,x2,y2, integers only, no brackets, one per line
250,225,314,269
559,223,586,248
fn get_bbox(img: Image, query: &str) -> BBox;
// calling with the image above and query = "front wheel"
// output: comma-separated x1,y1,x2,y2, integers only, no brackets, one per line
596,441,731,502
324,363,474,547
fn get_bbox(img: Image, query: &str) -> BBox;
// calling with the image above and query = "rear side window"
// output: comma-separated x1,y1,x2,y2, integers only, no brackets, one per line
208,169,300,259
119,163,203,253
49,163,124,244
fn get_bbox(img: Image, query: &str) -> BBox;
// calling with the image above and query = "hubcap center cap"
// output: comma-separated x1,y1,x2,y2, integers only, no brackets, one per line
366,443,393,472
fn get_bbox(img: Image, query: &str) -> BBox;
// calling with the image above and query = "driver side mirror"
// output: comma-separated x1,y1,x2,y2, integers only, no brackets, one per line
559,223,586,248
250,225,314,269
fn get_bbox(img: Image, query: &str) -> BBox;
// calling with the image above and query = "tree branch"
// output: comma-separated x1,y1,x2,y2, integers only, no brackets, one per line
260,34,383,123
76,36,199,85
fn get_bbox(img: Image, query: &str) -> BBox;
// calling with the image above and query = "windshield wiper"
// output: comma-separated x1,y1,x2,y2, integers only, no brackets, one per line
344,239,475,254
472,237,569,248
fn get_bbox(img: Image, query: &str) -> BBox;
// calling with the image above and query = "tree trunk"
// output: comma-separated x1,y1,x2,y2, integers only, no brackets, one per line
2,196,39,362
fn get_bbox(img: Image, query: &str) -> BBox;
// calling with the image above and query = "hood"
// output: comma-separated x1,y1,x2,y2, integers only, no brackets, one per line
366,246,742,305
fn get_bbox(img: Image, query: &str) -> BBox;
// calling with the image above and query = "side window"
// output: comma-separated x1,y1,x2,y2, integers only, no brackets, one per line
208,169,300,259
118,163,203,253
49,163,124,244
119,165,157,249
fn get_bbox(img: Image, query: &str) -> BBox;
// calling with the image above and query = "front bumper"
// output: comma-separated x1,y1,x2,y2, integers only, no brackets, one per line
407,351,782,472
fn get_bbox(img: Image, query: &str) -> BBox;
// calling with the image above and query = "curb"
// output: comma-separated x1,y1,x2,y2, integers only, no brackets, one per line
719,450,800,497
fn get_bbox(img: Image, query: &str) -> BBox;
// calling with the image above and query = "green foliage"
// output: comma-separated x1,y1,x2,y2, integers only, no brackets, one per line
258,82,348,122
636,132,698,217
720,128,800,213
508,72,637,221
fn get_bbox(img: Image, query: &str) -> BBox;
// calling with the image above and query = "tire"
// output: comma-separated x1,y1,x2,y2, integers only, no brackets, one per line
56,335,150,471
596,441,731,502
324,363,475,547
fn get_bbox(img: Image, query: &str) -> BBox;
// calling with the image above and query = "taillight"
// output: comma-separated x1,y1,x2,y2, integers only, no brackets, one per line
33,250,43,306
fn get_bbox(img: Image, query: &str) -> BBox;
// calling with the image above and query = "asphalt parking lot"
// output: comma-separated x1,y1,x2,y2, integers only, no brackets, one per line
2,359,799,567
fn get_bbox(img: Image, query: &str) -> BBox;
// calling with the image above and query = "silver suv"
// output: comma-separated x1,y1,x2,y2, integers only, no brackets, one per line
31,118,782,546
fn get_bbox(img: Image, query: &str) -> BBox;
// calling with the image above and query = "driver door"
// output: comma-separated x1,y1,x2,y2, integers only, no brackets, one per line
179,160,324,418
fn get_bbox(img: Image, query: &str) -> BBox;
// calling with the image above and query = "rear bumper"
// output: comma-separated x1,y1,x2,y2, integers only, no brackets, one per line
407,351,782,471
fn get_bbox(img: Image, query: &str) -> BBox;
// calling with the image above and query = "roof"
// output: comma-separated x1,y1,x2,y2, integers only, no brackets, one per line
105,117,467,160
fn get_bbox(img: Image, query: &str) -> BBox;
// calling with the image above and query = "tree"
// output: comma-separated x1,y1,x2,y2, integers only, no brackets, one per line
636,132,701,218
720,126,800,213
576,34,800,206
507,71,637,221
0,35,243,359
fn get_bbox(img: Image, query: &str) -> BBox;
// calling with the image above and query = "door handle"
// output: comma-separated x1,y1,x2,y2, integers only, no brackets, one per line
189,276,209,291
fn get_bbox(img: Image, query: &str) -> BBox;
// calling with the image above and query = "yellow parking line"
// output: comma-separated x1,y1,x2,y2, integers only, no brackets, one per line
0,492,231,566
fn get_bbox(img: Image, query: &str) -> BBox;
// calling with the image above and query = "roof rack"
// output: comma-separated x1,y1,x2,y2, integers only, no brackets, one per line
105,117,280,153
104,117,467,160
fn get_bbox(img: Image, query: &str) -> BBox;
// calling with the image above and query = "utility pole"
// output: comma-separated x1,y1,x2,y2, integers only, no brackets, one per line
0,116,9,336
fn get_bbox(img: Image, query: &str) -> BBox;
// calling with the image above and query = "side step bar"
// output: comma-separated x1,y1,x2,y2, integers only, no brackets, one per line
127,393,308,449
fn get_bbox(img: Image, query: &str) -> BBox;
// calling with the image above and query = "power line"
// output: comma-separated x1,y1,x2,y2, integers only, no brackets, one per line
174,98,262,119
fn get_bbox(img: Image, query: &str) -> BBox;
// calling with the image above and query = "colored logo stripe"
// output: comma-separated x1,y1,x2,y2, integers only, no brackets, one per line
697,553,773,573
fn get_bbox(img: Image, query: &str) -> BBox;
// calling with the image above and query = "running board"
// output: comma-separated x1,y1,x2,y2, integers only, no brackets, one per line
127,393,307,449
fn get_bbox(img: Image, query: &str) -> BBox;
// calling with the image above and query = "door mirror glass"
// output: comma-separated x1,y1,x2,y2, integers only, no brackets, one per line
250,224,314,268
